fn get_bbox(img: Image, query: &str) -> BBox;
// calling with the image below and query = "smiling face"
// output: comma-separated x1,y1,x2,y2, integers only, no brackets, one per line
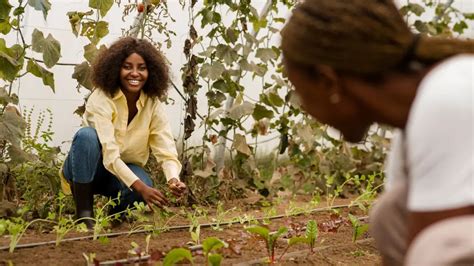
120,52,148,97
285,60,372,143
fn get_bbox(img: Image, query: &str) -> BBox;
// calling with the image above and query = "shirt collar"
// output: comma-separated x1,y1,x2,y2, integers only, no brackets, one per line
137,90,146,108
112,89,146,108
112,89,125,100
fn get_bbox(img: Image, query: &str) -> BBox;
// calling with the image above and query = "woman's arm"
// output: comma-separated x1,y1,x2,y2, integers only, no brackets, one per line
409,206,474,245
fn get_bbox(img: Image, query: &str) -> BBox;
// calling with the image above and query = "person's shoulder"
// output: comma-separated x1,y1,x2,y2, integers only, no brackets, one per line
416,54,473,103
86,89,116,111
88,89,113,102
148,96,164,109
421,54,473,88
407,54,472,137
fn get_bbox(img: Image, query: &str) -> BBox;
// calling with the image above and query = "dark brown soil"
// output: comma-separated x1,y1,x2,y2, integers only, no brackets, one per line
0,197,381,265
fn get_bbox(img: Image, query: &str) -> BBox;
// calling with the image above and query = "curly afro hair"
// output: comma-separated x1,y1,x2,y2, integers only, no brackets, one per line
91,36,170,99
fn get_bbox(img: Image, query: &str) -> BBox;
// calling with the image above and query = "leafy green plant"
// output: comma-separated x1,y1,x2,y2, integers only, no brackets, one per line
163,247,194,266
13,107,62,218
82,252,97,265
0,207,52,252
262,206,277,225
350,173,384,213
0,1,60,209
285,220,319,256
232,213,258,226
190,224,201,245
202,237,227,266
210,201,235,231
348,214,369,242
50,192,87,246
245,225,288,264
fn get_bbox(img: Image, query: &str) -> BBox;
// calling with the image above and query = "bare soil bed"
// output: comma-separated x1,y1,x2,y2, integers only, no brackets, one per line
0,197,381,265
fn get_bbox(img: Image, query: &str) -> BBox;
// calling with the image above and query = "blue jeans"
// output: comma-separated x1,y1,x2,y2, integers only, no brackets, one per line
63,127,152,214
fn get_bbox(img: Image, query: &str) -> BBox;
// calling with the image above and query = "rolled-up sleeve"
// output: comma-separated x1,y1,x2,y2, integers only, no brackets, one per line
149,102,182,181
83,94,139,188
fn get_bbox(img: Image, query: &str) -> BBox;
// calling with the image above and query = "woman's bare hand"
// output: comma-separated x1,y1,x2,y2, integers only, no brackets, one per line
132,180,168,209
167,178,187,197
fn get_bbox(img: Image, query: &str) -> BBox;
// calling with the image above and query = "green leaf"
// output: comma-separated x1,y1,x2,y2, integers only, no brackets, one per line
288,236,309,246
238,59,256,72
354,224,369,242
31,29,61,68
0,86,11,105
272,227,288,239
225,28,238,44
267,91,284,107
305,220,318,244
80,20,109,44
243,32,258,44
0,20,12,34
0,105,26,146
255,48,277,63
414,20,436,35
464,13,474,20
254,64,267,77
98,235,109,244
200,62,225,80
67,10,94,37
233,134,252,156
28,0,51,19
13,6,24,16
84,43,106,63
211,78,240,97
251,17,267,32
26,59,55,92
246,225,269,239
252,104,274,121
348,213,369,242
202,237,226,253
206,91,226,108
89,0,113,17
215,44,239,65
0,220,6,235
72,61,93,90
0,39,22,81
163,248,193,266
208,254,223,266
400,3,425,17
274,17,286,23
453,21,468,34
228,101,254,120
0,0,13,20
95,20,109,39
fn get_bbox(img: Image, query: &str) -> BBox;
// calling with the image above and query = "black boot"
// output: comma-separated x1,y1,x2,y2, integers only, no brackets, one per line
72,182,95,229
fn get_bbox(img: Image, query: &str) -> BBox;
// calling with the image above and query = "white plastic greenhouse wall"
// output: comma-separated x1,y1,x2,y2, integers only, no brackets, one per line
2,0,473,154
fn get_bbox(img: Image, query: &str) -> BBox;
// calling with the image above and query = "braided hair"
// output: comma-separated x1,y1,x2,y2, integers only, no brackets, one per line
281,0,474,75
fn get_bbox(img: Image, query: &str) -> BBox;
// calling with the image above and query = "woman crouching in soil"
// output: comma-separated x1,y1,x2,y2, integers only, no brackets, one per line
61,37,186,228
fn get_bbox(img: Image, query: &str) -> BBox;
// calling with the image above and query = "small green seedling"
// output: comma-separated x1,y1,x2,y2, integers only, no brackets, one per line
163,247,194,266
190,224,201,245
1,207,53,253
305,220,318,252
202,237,227,266
348,214,369,242
245,225,288,264
281,220,319,260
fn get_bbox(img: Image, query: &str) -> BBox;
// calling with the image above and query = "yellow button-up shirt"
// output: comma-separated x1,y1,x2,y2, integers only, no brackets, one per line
81,88,182,188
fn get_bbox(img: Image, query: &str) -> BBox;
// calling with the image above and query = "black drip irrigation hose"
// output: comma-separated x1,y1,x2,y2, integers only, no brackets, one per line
0,203,362,252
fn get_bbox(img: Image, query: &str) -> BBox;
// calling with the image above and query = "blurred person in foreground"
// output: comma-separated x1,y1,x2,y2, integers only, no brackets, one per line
60,37,186,228
281,0,473,265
